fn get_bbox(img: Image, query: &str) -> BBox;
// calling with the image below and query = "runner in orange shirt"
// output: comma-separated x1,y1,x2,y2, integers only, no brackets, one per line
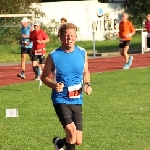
118,13,135,69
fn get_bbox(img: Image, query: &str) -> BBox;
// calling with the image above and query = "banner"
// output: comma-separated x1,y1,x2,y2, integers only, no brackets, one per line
31,1,124,41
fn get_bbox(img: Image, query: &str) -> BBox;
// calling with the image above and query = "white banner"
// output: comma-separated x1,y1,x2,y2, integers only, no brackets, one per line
31,1,124,41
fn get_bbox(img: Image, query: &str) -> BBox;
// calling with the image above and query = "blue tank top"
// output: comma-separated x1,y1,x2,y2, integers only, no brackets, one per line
21,25,33,48
50,46,85,104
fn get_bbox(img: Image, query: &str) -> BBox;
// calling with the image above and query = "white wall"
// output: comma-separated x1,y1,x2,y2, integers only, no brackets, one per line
31,1,124,41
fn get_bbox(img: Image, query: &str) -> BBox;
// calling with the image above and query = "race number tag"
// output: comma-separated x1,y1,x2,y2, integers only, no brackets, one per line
68,83,82,98
119,38,124,43
35,49,43,55
22,41,29,46
34,48,45,55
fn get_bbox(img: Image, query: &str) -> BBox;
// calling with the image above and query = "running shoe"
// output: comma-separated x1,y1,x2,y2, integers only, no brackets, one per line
33,75,40,80
53,137,64,150
21,73,25,79
122,63,129,69
127,56,134,67
17,72,25,79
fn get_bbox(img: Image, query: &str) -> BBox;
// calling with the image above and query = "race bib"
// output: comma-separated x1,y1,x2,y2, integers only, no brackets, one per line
22,41,29,46
34,48,45,55
68,83,82,98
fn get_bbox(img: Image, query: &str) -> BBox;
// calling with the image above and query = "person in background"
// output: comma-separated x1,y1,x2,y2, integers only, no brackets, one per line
30,20,50,80
17,17,33,79
145,13,150,51
118,12,135,69
41,23,92,150
58,17,67,38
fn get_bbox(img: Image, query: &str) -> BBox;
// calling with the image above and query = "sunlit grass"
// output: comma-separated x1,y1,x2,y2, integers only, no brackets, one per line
1,67,150,150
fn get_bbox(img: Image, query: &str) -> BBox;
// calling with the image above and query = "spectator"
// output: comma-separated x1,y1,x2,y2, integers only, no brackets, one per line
58,17,67,38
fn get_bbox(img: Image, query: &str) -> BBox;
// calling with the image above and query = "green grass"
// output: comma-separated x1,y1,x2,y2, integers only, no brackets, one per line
1,67,150,150
0,33,141,63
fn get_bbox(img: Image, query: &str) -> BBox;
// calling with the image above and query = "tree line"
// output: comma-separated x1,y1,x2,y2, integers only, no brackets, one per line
0,0,150,27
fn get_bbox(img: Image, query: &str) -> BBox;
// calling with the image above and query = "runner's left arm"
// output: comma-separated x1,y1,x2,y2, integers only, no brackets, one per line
40,31,50,43
83,51,92,95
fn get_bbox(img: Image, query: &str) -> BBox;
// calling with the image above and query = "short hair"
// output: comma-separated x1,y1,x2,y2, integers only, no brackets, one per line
59,22,77,36
61,17,67,22
122,12,129,18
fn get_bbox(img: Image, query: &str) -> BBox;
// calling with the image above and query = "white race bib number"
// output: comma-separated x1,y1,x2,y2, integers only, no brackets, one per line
22,41,29,46
68,83,82,98
34,48,45,55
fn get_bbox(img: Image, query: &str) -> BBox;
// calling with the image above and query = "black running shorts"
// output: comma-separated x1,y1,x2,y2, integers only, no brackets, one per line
119,40,131,48
32,54,45,64
21,48,32,56
147,37,150,48
53,104,82,131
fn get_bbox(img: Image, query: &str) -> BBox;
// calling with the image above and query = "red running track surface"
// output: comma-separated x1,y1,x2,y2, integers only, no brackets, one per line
0,54,150,87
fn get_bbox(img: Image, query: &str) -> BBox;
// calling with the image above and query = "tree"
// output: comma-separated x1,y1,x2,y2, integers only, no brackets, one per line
0,0,41,14
0,0,41,45
126,0,150,28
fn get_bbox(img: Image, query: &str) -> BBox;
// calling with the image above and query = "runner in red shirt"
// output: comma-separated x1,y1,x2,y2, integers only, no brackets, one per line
30,21,50,80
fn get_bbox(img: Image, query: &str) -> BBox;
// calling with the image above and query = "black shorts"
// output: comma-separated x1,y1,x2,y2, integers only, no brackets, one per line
32,54,45,64
147,37,150,48
53,104,82,131
119,40,131,48
21,47,32,56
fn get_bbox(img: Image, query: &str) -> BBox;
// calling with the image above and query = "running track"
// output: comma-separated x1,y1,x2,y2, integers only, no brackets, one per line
0,53,150,87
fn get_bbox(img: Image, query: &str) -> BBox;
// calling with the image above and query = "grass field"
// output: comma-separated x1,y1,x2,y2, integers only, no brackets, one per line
1,67,150,150
0,33,141,63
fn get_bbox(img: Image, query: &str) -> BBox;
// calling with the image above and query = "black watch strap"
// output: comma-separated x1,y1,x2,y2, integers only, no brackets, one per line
84,82,91,86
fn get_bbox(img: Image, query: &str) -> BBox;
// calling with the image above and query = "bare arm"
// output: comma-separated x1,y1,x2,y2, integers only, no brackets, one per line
42,31,50,43
130,22,136,36
37,37,50,44
22,26,33,38
41,55,64,92
125,22,136,38
83,51,92,95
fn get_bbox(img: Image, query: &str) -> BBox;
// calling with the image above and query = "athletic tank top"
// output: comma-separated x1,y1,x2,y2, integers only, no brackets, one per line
21,25,33,48
50,46,85,104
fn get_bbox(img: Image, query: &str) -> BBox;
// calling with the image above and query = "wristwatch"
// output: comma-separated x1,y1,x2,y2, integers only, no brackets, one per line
84,82,91,86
